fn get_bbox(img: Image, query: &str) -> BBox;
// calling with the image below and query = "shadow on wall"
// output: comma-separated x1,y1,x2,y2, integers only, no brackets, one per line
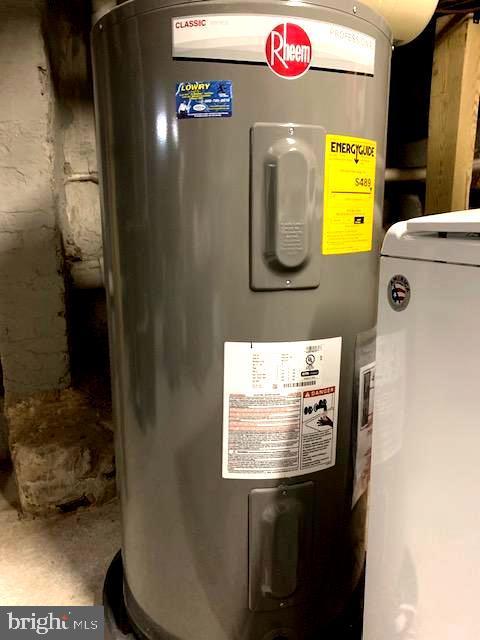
0,459,20,514
0,356,18,512
0,351,19,514
0,210,70,402
0,364,7,462
0,194,114,517
0,216,67,516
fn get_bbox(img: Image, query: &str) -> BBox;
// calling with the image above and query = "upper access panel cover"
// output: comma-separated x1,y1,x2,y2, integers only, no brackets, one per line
382,210,480,266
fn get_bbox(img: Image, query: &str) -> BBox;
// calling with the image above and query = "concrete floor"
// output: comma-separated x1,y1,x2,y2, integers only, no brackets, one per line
0,463,121,606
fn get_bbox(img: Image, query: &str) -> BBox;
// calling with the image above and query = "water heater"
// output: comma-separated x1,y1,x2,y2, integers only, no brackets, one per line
92,1,391,638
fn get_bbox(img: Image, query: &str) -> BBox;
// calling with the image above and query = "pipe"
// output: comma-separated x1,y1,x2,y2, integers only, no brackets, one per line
65,173,99,185
70,258,104,289
385,167,427,181
91,0,116,25
360,0,438,44
386,159,480,182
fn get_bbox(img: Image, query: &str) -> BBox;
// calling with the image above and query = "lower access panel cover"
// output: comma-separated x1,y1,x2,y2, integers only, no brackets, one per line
249,481,314,611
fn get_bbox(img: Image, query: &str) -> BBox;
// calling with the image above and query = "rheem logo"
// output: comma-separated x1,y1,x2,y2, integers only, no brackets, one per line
265,22,312,79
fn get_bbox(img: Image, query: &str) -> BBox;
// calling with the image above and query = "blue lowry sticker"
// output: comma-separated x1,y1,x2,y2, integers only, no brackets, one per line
175,80,232,119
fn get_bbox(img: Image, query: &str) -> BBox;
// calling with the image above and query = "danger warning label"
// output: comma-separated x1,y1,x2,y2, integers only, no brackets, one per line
323,134,377,255
301,386,336,470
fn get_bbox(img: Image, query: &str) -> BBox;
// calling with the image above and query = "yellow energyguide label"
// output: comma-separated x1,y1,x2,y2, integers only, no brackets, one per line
322,134,377,255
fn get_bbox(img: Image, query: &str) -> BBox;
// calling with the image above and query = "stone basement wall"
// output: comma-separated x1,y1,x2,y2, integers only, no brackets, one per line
0,0,114,516
8,389,114,516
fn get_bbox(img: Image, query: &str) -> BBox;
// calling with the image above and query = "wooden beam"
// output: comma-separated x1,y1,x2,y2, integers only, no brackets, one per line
425,16,480,214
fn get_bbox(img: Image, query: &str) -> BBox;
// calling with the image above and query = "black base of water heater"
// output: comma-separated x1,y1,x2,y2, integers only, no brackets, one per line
103,551,136,640
103,551,365,640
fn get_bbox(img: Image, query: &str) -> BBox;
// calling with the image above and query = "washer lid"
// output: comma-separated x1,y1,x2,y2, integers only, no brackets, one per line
382,210,480,266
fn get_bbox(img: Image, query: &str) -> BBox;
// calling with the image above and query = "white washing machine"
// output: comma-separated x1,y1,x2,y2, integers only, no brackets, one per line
364,210,480,640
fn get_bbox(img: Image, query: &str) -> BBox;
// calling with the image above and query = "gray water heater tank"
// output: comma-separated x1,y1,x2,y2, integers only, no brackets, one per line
92,2,391,639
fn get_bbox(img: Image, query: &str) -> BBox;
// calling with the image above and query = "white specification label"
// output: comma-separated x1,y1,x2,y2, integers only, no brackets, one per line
223,338,342,479
352,361,375,506
172,15,376,76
